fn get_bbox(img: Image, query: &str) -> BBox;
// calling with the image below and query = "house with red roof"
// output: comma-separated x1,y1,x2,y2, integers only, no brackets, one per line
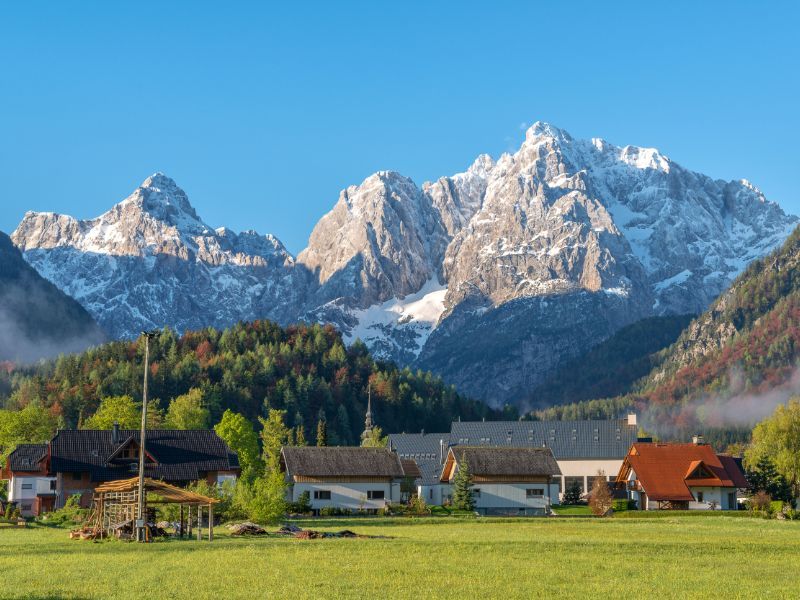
615,437,749,510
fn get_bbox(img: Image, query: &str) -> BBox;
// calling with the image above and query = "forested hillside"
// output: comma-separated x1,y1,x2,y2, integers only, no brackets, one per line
527,314,694,407
0,320,499,446
532,225,800,447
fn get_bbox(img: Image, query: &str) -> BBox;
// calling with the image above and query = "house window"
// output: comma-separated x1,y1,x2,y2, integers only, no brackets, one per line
71,472,82,481
50,480,57,490
21,503,32,511
21,483,33,490
526,488,544,498
696,491,704,502
429,489,433,499
367,490,385,500
471,488,481,498
565,476,584,493
313,490,331,500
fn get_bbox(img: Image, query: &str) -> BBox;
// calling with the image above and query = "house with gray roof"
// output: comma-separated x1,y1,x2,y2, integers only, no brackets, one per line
280,446,414,514
440,447,562,515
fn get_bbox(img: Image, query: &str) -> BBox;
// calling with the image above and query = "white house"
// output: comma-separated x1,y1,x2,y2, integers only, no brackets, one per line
280,446,411,514
439,446,562,516
615,439,749,510
2,444,56,516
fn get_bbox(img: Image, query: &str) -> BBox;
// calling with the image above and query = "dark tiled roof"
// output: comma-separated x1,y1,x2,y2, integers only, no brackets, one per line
8,444,47,471
49,429,239,483
388,433,449,485
446,447,561,479
400,459,422,479
281,446,404,478
449,419,637,459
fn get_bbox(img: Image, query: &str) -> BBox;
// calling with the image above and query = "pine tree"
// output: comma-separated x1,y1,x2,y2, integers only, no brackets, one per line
452,454,475,511
295,424,307,446
316,418,327,447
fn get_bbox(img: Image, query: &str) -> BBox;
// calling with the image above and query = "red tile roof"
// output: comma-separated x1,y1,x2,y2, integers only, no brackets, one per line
624,443,748,502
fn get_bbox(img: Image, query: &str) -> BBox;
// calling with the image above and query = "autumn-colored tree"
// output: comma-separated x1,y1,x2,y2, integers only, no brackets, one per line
589,471,613,516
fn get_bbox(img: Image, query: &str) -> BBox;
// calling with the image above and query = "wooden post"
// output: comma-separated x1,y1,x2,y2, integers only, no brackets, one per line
179,505,184,538
208,503,213,542
188,505,192,537
197,505,202,541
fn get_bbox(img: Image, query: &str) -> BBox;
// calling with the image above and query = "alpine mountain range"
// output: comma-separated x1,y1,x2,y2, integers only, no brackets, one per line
10,122,798,406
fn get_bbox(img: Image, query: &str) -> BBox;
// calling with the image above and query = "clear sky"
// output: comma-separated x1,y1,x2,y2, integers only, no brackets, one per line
1,1,798,253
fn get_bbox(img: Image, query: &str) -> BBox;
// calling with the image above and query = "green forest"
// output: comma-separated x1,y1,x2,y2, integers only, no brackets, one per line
0,320,501,455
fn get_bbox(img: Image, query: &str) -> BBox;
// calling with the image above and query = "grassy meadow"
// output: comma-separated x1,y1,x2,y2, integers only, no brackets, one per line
1,515,799,599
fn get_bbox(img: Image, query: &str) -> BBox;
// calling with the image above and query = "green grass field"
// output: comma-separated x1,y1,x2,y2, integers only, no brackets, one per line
2,516,799,599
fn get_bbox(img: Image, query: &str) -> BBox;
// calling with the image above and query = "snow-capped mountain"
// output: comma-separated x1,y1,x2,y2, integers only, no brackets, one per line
11,124,797,405
12,174,309,339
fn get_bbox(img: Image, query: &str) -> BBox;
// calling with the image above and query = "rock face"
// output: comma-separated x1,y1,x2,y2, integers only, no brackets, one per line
0,231,105,362
11,124,797,405
12,174,308,339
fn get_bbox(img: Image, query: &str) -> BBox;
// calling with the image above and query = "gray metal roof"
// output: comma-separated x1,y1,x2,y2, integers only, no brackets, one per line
281,446,405,478
449,419,637,459
388,433,449,485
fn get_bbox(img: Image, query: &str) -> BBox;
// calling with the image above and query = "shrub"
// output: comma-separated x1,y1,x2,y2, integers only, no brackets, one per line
612,499,635,511
287,491,312,515
41,494,88,526
408,495,431,516
747,491,771,512
589,474,613,516
562,480,582,505
769,500,785,516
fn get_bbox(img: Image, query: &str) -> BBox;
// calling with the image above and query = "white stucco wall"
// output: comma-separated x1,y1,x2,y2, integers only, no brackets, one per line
687,487,737,510
290,481,400,511
9,476,56,515
471,483,553,510
556,459,624,494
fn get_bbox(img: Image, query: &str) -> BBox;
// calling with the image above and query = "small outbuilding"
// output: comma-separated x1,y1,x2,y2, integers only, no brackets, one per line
439,447,562,516
280,446,409,514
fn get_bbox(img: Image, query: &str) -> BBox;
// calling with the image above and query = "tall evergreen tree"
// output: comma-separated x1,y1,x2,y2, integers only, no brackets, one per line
316,418,327,447
452,454,475,511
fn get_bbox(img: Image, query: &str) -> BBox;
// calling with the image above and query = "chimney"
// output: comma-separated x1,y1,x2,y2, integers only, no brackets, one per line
439,439,445,464
692,434,705,445
627,413,637,427
112,421,120,444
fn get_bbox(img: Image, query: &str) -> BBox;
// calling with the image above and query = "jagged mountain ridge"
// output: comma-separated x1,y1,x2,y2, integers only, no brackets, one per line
11,123,797,404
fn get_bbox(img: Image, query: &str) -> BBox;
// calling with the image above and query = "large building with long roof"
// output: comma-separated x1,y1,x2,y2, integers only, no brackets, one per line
389,414,641,503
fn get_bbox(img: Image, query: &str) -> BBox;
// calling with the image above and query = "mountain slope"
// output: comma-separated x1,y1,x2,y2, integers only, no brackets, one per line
535,226,800,437
0,231,105,362
11,124,797,406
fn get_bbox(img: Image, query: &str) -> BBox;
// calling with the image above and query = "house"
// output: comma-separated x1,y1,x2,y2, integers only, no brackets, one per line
615,438,749,510
2,444,56,517
1,423,240,513
389,415,640,503
440,447,562,516
280,446,412,514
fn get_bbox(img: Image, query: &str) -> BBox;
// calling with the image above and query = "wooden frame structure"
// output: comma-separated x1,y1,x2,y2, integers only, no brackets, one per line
87,477,218,541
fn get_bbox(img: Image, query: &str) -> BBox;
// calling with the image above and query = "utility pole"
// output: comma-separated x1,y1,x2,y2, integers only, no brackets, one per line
136,331,158,543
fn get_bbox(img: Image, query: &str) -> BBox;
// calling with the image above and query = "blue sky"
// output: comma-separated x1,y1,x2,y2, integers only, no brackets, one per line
1,1,798,253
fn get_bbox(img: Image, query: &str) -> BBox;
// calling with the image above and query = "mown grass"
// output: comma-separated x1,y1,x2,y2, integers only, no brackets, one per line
1,516,798,599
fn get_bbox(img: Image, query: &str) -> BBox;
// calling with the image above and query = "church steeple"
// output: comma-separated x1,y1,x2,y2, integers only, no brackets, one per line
361,382,374,442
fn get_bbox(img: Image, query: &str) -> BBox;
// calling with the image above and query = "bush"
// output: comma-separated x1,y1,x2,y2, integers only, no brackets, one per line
408,495,431,516
769,500,785,516
287,491,312,515
562,481,582,505
747,491,771,512
612,499,635,511
41,494,88,526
